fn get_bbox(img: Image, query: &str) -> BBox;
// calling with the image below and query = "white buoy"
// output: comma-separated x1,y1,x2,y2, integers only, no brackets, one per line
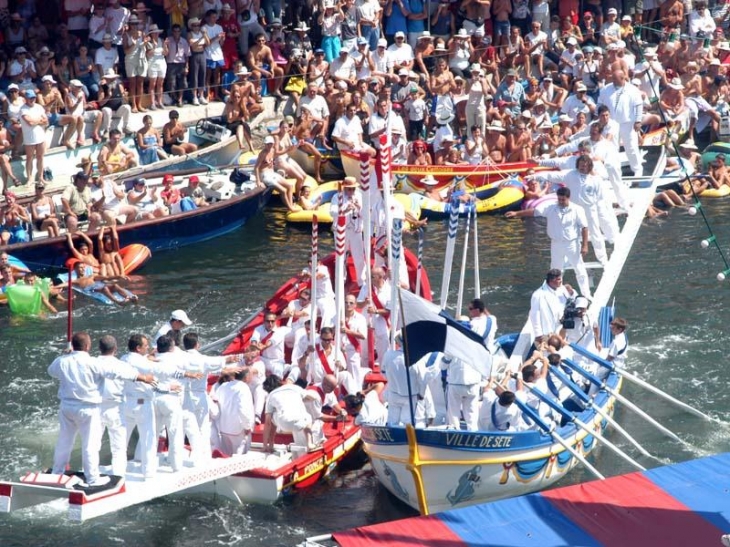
688,206,698,216
718,272,726,282
701,239,710,249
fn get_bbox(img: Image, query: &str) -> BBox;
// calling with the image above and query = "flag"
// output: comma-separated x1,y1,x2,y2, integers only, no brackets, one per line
398,288,492,377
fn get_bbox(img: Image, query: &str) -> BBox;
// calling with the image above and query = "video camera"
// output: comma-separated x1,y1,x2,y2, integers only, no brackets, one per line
561,299,579,330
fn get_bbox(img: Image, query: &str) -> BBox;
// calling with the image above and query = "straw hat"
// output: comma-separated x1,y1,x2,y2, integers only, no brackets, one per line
102,68,120,79
147,24,162,35
76,157,92,168
668,77,684,90
421,175,439,186
679,140,698,150
487,120,505,132
188,17,202,27
342,176,359,188
437,110,455,124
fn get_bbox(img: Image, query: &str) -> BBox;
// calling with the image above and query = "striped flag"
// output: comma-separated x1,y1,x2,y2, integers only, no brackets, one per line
399,288,492,377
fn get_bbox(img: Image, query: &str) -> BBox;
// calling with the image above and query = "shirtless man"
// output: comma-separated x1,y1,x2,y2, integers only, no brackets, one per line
230,68,263,121
66,231,100,271
661,0,684,32
430,57,455,101
246,33,284,97
37,75,83,150
72,260,135,306
292,109,325,182
98,225,126,278
484,121,507,163
98,129,138,175
163,110,198,156
707,154,730,189
254,136,296,211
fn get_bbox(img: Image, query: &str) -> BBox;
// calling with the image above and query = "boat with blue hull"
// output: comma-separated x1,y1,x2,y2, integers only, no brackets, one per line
3,174,272,270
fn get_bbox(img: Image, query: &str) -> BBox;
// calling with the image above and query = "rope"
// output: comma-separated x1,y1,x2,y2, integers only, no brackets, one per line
631,32,730,275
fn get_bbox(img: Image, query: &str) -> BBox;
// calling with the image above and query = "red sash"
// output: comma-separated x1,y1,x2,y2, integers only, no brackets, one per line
307,385,326,404
260,329,275,346
316,346,335,375
345,317,362,353
371,288,390,328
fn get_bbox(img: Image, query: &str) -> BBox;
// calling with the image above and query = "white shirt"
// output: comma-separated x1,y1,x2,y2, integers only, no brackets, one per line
203,23,224,61
529,281,574,338
386,43,414,66
561,94,594,122
357,280,391,333
608,331,628,368
65,0,91,31
95,47,119,74
251,324,290,371
332,114,365,151
98,355,130,405
381,348,418,396
104,6,130,45
478,390,524,432
48,350,137,405
330,55,356,81
19,103,47,146
122,351,158,398
689,8,716,37
216,380,255,435
538,169,604,209
307,343,346,385
185,348,227,393
535,200,588,242
298,94,330,120
440,355,483,386
597,82,643,125
329,191,363,232
265,384,309,425
470,314,498,348
341,311,367,355
525,30,547,56
355,389,388,425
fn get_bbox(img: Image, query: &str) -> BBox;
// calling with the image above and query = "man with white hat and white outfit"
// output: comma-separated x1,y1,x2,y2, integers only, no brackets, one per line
330,176,366,284
155,309,193,343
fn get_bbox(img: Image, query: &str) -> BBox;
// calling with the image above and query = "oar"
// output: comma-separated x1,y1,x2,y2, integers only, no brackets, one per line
439,205,459,309
513,398,606,481
549,365,655,459
561,358,684,444
473,208,480,298
570,343,717,422
455,208,472,315
524,384,646,471
200,306,264,353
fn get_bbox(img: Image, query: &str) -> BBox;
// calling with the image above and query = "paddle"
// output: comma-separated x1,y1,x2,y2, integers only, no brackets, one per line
199,306,264,353
455,207,472,315
569,342,718,423
439,205,459,309
473,208,480,299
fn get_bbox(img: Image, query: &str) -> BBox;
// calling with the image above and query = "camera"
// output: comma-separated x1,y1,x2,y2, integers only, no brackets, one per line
561,299,578,330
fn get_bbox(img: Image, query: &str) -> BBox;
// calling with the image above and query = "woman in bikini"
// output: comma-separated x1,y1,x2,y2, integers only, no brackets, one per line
98,225,126,278
30,182,60,237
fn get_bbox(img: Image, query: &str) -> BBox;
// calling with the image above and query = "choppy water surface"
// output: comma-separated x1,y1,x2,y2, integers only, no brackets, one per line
2,202,730,546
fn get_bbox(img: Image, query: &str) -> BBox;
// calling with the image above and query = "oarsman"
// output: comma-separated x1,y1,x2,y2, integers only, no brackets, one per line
281,288,311,349
357,266,392,363
262,375,315,453
300,326,347,386
48,332,154,487
478,378,524,432
303,259,337,328
216,368,255,456
341,294,368,383
381,341,424,427
441,345,485,432
505,187,592,298
251,311,290,377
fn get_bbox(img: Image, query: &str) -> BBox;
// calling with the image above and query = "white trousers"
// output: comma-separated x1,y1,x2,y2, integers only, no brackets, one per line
154,393,184,472
275,414,312,448
619,122,642,176
316,296,337,328
346,229,366,285
100,402,127,476
386,391,421,427
183,391,209,463
52,402,103,484
102,104,132,134
446,384,480,431
219,430,251,456
597,199,619,245
124,396,157,478
581,204,608,265
551,239,591,297
605,160,630,210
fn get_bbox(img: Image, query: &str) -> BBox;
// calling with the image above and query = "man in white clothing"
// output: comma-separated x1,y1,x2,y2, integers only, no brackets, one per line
216,368,255,455
478,379,524,432
524,269,577,343
262,375,314,452
154,309,192,343
332,103,376,156
48,332,152,487
381,345,423,426
250,311,290,377
506,187,591,297
183,332,241,460
441,348,484,432
467,298,497,348
357,267,392,363
330,176,366,285
299,326,347,385
340,294,368,384
121,334,160,479
97,335,131,477
597,69,644,176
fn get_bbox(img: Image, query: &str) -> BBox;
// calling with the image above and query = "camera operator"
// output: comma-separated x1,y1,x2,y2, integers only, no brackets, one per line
524,268,578,344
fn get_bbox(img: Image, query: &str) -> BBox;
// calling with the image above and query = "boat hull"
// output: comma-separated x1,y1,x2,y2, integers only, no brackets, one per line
362,374,621,514
4,184,272,269
340,150,546,193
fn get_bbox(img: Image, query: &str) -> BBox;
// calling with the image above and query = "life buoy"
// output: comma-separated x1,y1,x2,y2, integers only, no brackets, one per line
64,244,152,275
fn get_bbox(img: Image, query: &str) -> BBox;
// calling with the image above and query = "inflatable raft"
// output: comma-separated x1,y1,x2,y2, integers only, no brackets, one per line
409,180,524,220
63,244,152,276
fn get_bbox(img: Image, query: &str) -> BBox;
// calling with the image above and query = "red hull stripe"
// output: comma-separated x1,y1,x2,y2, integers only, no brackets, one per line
333,515,464,547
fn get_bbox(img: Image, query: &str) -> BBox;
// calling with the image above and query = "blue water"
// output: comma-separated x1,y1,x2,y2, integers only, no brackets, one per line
2,201,730,546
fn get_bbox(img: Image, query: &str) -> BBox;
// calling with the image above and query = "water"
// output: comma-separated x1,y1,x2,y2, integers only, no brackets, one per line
2,201,730,546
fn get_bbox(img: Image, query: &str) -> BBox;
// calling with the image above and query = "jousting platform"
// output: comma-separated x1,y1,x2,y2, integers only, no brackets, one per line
325,452,730,547
0,452,264,522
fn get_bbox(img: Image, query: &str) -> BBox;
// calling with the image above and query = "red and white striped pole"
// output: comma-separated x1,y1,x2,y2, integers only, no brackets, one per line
334,201,346,354
379,134,393,278
309,215,319,355
360,153,375,368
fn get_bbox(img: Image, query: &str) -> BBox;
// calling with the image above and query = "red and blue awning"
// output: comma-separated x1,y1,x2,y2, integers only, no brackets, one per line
333,452,730,546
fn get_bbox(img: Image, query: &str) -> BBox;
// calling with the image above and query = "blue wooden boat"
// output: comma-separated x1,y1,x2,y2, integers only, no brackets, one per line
2,171,272,270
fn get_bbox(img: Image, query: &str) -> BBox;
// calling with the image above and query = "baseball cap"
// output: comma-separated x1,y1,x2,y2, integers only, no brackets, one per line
171,309,192,325
24,89,36,98
607,8,618,15
395,31,405,39
189,175,200,184
264,135,275,144
163,173,174,183
377,38,388,48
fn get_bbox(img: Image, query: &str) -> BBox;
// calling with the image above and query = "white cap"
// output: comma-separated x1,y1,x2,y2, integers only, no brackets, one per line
566,37,578,46
264,135,275,144
574,297,589,308
171,309,192,325
41,75,56,83
607,7,618,15
395,31,405,39
377,38,388,47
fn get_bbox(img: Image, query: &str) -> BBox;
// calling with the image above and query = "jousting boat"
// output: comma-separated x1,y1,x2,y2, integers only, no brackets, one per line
358,149,669,515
